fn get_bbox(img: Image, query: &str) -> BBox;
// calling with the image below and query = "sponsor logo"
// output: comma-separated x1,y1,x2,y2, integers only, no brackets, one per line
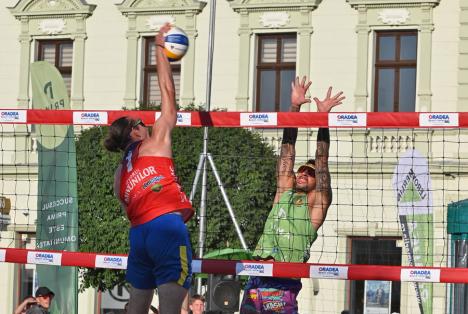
310,265,348,279
329,113,366,127
249,114,269,122
104,256,123,266
428,114,450,123
95,255,127,269
240,113,277,126
244,264,265,272
419,113,458,127
143,176,164,189
337,114,358,123
0,249,5,262
36,253,54,263
176,112,191,126
73,112,108,125
319,266,339,275
236,262,273,276
27,251,61,265
1,111,19,120
0,110,27,123
396,168,427,203
150,184,163,192
155,112,192,126
410,270,431,279
81,112,100,120
401,268,440,282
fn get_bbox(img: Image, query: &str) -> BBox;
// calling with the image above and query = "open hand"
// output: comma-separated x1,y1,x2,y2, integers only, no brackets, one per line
313,87,345,113
291,76,312,110
156,23,172,47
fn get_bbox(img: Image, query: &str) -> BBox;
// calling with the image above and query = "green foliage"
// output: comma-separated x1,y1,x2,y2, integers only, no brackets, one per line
76,125,277,291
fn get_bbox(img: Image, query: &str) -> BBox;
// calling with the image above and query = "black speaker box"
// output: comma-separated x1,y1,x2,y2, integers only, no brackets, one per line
206,274,241,314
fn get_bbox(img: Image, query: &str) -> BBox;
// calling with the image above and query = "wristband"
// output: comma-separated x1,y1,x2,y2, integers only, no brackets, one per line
282,128,298,145
317,128,330,144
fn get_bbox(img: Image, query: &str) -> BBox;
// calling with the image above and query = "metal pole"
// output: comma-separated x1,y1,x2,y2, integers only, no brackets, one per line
207,153,248,250
196,0,217,294
196,152,208,293
204,0,216,113
190,153,205,202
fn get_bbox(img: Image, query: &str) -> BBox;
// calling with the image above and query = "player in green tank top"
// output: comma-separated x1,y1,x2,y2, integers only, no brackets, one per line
240,76,345,314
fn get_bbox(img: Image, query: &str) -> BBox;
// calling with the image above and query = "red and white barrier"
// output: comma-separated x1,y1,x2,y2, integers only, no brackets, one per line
0,109,466,128
2,248,468,283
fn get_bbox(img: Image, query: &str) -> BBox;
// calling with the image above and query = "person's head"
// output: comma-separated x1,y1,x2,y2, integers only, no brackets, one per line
104,117,148,152
295,159,316,192
35,287,55,309
189,294,205,314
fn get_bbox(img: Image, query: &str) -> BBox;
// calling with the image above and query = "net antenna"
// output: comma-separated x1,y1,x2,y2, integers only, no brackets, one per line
189,0,248,293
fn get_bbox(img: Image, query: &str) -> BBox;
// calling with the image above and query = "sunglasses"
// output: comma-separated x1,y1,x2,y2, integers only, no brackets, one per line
132,119,145,129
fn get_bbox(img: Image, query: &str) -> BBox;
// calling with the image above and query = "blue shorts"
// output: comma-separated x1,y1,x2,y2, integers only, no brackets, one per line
126,213,192,290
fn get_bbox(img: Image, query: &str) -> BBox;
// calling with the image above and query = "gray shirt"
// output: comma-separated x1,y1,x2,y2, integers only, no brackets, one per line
25,305,49,314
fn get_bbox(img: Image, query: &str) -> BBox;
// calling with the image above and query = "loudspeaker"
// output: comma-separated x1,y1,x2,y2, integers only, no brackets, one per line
206,274,241,313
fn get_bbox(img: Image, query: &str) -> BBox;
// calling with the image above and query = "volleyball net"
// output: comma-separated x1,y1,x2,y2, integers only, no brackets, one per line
1,110,468,311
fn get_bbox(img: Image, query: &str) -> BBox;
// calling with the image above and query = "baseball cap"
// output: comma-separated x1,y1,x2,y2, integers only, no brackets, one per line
35,287,55,297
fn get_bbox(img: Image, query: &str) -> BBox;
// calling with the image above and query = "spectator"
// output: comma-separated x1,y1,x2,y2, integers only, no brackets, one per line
25,287,55,314
189,294,205,314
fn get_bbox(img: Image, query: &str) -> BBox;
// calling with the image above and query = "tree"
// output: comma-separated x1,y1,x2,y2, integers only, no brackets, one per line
76,124,277,290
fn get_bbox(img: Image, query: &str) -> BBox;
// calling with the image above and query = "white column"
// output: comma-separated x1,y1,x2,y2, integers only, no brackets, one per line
123,14,139,108
235,10,251,111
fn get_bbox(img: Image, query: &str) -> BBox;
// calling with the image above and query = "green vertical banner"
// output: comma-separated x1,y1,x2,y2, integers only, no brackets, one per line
393,149,433,314
31,61,78,314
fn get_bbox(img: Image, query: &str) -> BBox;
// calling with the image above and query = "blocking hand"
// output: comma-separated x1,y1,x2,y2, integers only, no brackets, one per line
291,76,312,110
313,87,345,113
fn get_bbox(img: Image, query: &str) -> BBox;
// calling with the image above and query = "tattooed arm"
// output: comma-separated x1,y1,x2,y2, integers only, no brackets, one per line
309,87,345,230
274,77,312,203
309,128,332,230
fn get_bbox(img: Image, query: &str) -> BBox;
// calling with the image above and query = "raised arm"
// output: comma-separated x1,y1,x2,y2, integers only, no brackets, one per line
144,23,177,156
274,77,312,203
310,87,345,229
14,297,36,314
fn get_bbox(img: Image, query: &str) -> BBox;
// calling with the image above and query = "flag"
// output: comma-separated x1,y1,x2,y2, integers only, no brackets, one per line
31,61,78,314
393,149,433,314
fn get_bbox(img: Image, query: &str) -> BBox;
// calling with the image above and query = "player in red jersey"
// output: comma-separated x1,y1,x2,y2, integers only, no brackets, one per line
104,23,193,314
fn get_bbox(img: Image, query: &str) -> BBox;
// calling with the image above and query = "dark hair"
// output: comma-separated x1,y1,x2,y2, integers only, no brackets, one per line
190,294,205,304
305,159,315,166
104,117,134,152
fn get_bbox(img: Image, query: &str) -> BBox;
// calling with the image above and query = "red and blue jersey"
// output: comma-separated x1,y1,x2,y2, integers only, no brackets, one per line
119,142,193,226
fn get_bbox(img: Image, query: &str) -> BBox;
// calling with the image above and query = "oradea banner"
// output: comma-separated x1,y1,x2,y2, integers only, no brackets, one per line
31,61,78,314
392,149,433,314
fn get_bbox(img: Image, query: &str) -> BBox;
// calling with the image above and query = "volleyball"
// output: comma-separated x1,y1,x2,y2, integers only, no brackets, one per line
164,26,189,61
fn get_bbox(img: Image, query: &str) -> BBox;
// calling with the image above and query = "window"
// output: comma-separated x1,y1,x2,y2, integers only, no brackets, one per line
374,31,417,112
255,34,296,112
37,40,73,95
142,37,181,108
348,237,401,314
16,232,37,302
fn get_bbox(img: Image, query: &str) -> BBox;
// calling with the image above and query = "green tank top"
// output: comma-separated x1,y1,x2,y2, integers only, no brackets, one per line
253,189,317,262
